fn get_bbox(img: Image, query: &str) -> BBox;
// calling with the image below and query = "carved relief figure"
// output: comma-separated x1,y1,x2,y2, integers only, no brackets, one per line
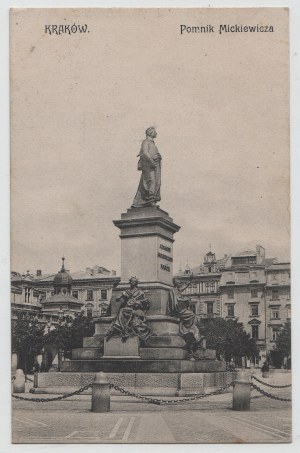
169,278,204,360
106,277,151,343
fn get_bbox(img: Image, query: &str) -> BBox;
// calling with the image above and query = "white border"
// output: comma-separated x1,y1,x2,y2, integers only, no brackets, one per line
1,1,299,453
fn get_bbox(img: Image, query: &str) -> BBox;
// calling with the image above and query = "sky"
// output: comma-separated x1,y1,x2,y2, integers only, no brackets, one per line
10,8,290,275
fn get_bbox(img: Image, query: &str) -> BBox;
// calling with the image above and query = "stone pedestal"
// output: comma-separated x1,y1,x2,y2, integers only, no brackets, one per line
103,337,140,359
95,207,181,354
113,206,180,288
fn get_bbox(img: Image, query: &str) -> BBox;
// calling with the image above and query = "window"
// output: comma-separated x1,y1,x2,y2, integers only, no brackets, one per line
101,289,108,300
208,266,212,272
251,304,259,316
72,290,79,299
227,288,234,299
287,306,291,319
87,290,94,301
252,325,259,339
287,289,291,299
25,287,31,302
87,307,93,318
271,289,279,301
51,291,55,296
271,308,280,319
227,304,234,317
100,304,108,317
207,302,214,314
250,289,258,298
272,327,280,341
205,283,210,293
210,282,215,293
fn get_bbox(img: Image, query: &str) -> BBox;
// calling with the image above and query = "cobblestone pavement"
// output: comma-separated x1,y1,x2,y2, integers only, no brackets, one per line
12,387,292,444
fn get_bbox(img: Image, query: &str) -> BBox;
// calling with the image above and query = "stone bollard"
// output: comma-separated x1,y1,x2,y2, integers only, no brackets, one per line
13,369,25,393
91,371,110,413
232,370,251,411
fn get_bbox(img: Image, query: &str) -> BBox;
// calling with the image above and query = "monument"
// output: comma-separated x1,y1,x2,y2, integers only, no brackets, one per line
34,128,231,396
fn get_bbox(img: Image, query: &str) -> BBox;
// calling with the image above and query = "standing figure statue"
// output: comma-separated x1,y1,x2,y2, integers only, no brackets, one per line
169,278,204,360
131,127,162,208
106,277,151,343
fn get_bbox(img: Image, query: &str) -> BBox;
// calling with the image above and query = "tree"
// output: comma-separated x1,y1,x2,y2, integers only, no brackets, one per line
43,312,95,368
11,313,45,374
200,318,259,365
273,321,291,369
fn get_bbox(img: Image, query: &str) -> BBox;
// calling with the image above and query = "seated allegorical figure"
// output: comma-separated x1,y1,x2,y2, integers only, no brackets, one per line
169,278,205,360
105,277,151,343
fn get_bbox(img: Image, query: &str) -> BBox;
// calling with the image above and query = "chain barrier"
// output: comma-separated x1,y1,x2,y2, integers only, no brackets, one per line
12,381,94,402
251,375,291,389
251,383,291,402
25,377,34,383
12,376,291,405
109,381,233,405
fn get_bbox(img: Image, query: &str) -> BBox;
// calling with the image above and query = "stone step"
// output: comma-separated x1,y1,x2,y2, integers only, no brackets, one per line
72,348,103,360
33,370,235,396
60,358,226,373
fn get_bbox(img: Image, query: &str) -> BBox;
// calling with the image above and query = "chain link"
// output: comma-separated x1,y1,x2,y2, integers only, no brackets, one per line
251,383,291,402
12,381,94,402
251,375,291,389
109,381,233,405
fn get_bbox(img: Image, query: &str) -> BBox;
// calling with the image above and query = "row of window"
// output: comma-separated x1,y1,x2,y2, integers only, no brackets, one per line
226,304,264,318
226,288,290,300
49,289,108,300
225,305,289,319
268,289,290,300
227,288,259,299
85,289,107,301
185,282,217,294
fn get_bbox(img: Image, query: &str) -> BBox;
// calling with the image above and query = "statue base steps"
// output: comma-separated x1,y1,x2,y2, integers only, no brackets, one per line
72,346,216,361
32,370,235,396
60,358,224,373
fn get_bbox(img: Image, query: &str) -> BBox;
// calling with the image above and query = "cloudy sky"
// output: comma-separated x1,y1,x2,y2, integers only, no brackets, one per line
10,8,289,275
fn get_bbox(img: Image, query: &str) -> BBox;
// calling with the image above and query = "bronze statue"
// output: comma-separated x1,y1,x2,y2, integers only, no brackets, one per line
105,277,151,343
131,127,162,208
169,278,204,360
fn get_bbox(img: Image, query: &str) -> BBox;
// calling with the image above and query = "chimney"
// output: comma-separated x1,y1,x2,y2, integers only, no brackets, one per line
36,270,42,277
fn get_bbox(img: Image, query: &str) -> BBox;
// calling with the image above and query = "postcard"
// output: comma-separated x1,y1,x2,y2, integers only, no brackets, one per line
10,7,291,444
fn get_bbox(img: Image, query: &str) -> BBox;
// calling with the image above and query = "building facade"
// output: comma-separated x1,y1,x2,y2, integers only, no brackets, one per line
175,251,229,319
11,259,120,318
265,262,291,365
176,245,290,367
219,245,274,365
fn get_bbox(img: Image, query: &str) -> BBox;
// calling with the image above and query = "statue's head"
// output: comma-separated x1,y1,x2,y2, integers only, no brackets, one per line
145,127,157,138
129,276,139,287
